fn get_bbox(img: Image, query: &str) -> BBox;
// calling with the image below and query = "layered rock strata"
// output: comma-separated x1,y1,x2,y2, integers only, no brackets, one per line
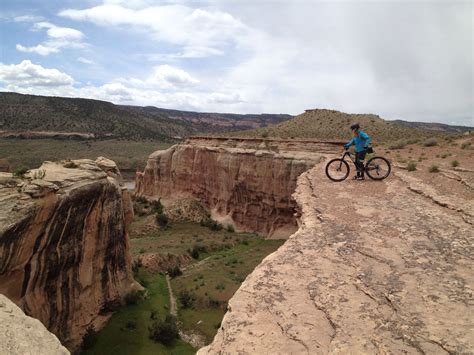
199,162,474,354
0,157,139,350
136,138,337,237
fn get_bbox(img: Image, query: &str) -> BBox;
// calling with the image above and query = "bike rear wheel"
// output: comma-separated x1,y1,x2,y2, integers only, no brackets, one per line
326,159,350,182
365,157,391,180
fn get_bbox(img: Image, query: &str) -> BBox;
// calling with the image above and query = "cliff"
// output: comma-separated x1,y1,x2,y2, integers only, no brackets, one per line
135,137,340,237
0,294,69,355
0,157,139,350
199,158,474,353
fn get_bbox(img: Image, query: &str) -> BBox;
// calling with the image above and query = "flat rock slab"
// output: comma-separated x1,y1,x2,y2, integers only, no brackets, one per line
0,294,69,355
200,161,473,354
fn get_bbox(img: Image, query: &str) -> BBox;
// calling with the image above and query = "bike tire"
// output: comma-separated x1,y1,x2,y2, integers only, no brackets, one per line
325,159,350,182
365,156,391,180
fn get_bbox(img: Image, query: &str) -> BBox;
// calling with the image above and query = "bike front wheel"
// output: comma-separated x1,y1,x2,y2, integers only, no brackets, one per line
365,157,391,180
325,159,350,182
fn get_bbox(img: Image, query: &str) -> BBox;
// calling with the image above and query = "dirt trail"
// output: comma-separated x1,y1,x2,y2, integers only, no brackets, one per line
165,274,206,349
199,159,474,354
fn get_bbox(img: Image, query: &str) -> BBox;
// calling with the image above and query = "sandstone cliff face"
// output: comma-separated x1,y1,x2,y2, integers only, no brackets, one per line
0,294,69,355
136,138,336,237
0,157,139,350
199,160,474,354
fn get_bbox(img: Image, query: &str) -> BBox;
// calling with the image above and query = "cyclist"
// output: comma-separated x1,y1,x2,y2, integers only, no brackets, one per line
344,123,372,180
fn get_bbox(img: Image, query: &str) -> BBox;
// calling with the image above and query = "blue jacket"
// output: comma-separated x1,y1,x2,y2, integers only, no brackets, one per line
344,130,372,153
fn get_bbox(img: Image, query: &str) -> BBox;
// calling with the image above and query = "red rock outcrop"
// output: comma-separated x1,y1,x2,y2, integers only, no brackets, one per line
199,158,474,354
135,138,338,237
0,157,140,350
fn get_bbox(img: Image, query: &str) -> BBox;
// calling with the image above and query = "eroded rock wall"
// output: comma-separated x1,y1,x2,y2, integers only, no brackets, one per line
0,157,139,350
136,138,333,237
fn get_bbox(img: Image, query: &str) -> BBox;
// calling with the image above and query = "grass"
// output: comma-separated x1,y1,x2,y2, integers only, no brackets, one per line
429,165,440,173
0,138,172,170
82,270,195,355
171,235,284,343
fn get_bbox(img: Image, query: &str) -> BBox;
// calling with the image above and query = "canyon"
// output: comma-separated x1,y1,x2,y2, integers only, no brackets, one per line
0,157,140,350
135,137,341,238
199,144,474,354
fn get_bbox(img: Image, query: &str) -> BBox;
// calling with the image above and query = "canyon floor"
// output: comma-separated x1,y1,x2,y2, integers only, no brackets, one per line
200,139,474,354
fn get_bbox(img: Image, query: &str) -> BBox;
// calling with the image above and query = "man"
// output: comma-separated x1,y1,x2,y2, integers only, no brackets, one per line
344,123,372,180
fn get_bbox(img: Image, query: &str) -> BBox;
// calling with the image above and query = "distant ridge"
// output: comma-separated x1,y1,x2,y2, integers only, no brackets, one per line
232,109,461,143
392,119,473,134
0,92,292,140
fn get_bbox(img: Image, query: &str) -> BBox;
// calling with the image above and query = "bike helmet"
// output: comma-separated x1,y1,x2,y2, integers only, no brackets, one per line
350,123,360,130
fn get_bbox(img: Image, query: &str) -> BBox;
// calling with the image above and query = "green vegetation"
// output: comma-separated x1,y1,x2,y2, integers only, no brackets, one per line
12,166,28,178
82,270,195,355
407,161,417,172
149,315,180,345
451,160,460,167
429,165,440,173
0,138,172,170
170,233,284,342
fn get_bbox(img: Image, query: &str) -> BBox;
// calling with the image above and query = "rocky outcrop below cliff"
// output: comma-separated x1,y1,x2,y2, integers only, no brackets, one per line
136,137,339,237
0,157,139,350
0,294,69,355
199,159,474,354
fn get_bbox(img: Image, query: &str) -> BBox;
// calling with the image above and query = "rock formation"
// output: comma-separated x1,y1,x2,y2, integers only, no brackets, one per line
0,157,140,350
136,137,339,237
199,160,474,354
0,294,69,355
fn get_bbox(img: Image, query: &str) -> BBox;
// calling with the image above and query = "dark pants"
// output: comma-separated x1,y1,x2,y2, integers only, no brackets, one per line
355,151,367,176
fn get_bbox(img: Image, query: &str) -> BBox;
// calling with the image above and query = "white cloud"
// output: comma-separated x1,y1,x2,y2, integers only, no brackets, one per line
119,65,199,89
77,57,94,64
16,22,85,56
14,15,43,22
0,60,74,88
59,3,249,57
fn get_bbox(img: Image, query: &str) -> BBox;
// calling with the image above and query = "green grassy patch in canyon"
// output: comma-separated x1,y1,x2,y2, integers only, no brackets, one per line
82,270,195,355
89,208,285,353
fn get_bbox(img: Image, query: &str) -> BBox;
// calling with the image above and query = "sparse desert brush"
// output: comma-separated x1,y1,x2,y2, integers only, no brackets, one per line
389,139,407,149
429,165,439,173
461,142,471,149
13,167,28,178
407,161,417,171
423,138,438,147
63,160,78,169
451,160,460,167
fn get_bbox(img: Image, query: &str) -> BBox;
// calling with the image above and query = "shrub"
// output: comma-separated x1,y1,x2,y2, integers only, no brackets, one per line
178,289,196,309
226,224,235,233
13,167,28,178
189,244,208,259
429,165,439,173
125,320,137,330
461,142,471,149
261,131,269,138
451,160,460,167
139,248,146,254
200,218,223,231
389,139,407,149
423,138,438,147
208,296,221,308
81,326,97,350
124,290,145,305
151,199,164,214
167,265,182,278
63,160,78,168
407,161,417,172
149,315,179,345
100,298,122,314
155,212,169,227
135,196,148,204
150,309,159,320
215,282,226,291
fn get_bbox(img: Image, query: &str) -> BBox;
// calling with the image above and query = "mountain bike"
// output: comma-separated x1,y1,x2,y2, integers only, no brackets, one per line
325,150,391,182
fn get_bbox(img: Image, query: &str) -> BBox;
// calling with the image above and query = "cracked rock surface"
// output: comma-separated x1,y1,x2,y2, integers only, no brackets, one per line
199,159,473,354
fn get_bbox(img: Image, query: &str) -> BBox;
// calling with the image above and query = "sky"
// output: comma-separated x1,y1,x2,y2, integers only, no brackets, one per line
0,0,472,125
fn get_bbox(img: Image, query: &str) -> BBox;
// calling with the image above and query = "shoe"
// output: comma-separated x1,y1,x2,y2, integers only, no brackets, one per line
352,175,364,180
